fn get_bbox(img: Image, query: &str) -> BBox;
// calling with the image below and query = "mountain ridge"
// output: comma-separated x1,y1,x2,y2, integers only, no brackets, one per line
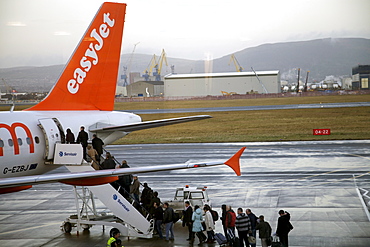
1,38,369,92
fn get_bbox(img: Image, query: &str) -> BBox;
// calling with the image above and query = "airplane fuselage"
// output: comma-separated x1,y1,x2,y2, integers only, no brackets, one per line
0,110,141,179
0,2,219,196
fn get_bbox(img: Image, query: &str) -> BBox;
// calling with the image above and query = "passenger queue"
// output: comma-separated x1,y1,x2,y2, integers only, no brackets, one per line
64,126,294,247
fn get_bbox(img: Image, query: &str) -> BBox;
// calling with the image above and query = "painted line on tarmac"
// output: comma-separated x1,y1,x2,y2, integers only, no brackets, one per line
304,171,370,188
211,166,370,197
346,153,370,161
0,222,61,236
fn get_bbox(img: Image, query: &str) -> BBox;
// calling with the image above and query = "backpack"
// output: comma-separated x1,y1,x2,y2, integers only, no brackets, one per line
210,210,219,222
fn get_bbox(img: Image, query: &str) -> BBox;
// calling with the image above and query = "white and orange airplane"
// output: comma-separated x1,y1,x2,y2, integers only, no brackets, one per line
0,2,245,195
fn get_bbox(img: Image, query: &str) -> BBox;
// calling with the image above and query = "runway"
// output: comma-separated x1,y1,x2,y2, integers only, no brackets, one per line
0,141,370,246
126,102,370,114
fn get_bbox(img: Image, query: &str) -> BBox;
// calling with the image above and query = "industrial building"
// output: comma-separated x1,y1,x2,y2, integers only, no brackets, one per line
125,80,164,97
164,71,280,97
352,65,370,90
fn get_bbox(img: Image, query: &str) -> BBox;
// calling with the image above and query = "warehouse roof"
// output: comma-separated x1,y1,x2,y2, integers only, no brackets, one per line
164,71,279,80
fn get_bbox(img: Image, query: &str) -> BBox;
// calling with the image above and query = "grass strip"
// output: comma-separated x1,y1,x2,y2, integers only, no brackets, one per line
114,107,370,144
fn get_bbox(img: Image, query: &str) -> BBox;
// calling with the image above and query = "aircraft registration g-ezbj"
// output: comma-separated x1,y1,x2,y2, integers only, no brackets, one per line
0,2,246,195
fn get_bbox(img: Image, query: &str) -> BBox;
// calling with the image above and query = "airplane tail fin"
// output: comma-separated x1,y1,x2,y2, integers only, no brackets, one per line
27,2,127,111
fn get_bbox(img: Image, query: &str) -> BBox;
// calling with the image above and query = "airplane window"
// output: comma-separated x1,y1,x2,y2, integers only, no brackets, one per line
8,139,14,147
26,137,31,145
18,138,23,146
0,140,3,147
35,136,40,144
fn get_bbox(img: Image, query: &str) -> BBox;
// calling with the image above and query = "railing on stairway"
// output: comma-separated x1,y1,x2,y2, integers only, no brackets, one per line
87,147,153,221
113,183,152,221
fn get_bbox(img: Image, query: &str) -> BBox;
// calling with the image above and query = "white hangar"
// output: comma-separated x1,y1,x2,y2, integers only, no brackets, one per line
164,71,280,97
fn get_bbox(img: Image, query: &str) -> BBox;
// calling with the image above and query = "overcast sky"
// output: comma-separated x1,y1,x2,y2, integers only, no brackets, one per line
0,0,369,68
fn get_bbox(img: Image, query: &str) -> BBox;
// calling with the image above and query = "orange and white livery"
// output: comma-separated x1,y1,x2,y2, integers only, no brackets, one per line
0,2,245,194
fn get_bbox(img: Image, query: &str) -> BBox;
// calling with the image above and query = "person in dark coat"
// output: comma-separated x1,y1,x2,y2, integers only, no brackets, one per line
182,201,193,241
76,126,88,160
102,152,116,169
149,191,161,216
65,128,75,144
163,202,175,241
153,202,164,239
276,210,293,247
92,134,104,163
141,183,153,210
246,208,258,247
220,204,227,237
117,160,132,198
256,215,272,247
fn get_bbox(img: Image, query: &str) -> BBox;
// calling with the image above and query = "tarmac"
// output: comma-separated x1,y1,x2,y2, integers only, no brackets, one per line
0,141,370,247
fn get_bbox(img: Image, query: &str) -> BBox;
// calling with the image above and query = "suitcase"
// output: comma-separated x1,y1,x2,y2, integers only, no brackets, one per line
215,233,228,245
227,229,240,247
271,236,282,247
230,236,241,247
196,231,207,242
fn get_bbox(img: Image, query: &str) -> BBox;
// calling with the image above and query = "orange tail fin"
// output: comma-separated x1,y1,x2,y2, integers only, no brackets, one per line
27,2,127,111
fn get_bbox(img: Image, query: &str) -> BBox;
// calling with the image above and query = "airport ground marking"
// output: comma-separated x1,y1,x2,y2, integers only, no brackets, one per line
211,168,370,197
345,153,370,161
0,222,60,236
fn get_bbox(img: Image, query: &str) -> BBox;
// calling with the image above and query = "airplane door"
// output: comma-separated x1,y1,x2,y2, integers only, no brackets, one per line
38,118,63,160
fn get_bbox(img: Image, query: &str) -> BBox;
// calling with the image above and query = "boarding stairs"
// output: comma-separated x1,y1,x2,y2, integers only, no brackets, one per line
52,144,153,237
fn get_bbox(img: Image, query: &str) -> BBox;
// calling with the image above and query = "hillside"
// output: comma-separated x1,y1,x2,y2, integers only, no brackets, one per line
218,38,370,80
1,38,369,92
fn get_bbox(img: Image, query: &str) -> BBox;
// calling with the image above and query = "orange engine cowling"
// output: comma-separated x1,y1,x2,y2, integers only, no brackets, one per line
61,176,119,186
0,185,32,194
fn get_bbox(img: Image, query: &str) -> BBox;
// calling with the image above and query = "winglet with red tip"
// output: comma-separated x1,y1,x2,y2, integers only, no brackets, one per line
224,147,246,176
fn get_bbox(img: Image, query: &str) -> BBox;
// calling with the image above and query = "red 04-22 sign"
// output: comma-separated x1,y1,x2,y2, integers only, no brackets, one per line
313,129,331,135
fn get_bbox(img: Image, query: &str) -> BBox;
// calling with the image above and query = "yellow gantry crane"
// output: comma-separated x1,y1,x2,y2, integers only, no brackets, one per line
142,54,158,81
229,54,244,72
142,49,169,81
153,49,168,81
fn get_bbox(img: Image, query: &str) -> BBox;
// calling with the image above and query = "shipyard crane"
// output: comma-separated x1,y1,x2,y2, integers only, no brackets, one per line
122,42,139,86
153,49,168,81
229,54,244,72
1,78,15,94
142,54,158,81
251,67,268,94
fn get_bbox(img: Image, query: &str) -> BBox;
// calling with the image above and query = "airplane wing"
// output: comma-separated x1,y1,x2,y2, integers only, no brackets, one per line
0,147,245,194
89,115,212,132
